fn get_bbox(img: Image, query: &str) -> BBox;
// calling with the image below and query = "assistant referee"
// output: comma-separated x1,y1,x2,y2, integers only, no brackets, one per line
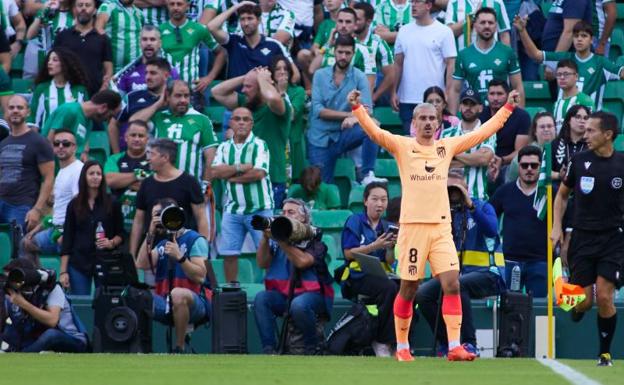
552,111,624,367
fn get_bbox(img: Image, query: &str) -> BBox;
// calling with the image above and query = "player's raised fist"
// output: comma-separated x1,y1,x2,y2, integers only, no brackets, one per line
507,90,520,107
348,90,361,107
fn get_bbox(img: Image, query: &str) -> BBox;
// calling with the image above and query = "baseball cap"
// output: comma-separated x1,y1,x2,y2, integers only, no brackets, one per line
460,88,481,105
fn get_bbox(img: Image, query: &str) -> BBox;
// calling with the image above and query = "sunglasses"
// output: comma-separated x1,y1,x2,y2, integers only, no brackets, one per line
519,162,540,170
53,140,75,148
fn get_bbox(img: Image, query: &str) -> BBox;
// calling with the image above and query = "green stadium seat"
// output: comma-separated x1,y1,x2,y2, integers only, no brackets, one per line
615,135,624,152
374,159,401,198
524,81,553,111
10,53,24,78
322,233,341,261
40,256,61,274
89,131,110,165
0,224,13,268
373,106,403,135
347,185,364,213
205,105,225,130
333,158,356,208
210,258,255,284
525,106,546,121
609,28,624,62
210,259,226,284
603,81,624,123
311,209,352,231
12,78,34,94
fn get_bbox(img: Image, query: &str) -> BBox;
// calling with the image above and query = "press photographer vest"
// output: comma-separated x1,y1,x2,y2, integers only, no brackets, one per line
154,230,213,300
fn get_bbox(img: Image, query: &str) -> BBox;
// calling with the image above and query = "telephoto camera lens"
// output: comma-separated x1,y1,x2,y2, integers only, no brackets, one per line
251,215,272,231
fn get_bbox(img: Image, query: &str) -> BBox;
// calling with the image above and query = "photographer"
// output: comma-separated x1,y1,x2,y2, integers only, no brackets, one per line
1,258,88,353
253,198,334,355
415,172,505,357
135,198,211,354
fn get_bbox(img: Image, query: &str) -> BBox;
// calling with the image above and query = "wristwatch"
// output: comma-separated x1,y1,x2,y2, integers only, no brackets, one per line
235,164,243,176
177,255,189,264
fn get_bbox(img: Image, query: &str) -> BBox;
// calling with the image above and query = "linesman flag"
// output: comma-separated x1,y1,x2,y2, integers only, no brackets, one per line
533,142,551,220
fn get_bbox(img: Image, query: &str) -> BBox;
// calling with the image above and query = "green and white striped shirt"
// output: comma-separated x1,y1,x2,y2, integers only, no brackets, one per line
553,92,595,133
28,81,88,129
151,107,219,179
235,3,295,39
35,8,74,49
444,0,510,50
321,42,377,75
360,26,394,68
441,122,496,200
213,133,274,215
98,1,144,73
374,0,412,34
141,6,168,26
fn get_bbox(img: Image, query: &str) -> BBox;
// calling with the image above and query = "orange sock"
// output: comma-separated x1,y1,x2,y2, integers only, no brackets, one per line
393,294,413,349
442,294,462,349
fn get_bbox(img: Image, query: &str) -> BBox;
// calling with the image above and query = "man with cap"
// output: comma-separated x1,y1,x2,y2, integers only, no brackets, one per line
441,89,496,200
415,171,505,357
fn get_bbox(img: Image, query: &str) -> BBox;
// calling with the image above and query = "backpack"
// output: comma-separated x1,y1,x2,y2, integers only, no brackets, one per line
325,302,378,355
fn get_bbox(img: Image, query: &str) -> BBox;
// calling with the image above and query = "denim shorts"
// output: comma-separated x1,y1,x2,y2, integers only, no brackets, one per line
152,291,211,325
33,228,62,255
218,209,272,256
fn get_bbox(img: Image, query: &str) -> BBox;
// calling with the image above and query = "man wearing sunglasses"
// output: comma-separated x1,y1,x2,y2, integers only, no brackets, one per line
489,145,547,297
22,130,84,263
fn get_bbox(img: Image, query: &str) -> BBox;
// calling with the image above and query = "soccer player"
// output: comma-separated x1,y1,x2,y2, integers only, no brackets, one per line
348,87,520,362
96,0,143,73
551,111,624,367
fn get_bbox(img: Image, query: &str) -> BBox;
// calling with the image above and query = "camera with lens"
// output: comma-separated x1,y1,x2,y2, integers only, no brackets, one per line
1,267,56,294
155,205,186,239
251,215,274,231
448,186,466,212
252,215,322,244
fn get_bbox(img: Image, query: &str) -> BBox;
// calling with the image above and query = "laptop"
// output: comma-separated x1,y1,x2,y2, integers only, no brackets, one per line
352,252,399,280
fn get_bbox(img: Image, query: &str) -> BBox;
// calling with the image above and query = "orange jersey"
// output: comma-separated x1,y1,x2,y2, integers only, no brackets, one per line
353,105,514,224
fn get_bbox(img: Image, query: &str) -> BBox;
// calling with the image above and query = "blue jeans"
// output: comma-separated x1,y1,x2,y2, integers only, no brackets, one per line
0,199,30,231
68,265,95,296
398,103,417,135
273,183,286,210
505,260,547,298
19,328,87,353
219,209,272,255
32,228,62,255
416,270,501,346
306,124,380,183
253,290,325,352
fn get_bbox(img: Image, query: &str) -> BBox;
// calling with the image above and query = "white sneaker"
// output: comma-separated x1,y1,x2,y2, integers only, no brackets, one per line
371,341,392,357
361,171,388,186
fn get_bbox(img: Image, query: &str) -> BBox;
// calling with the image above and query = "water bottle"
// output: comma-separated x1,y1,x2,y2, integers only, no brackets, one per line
510,264,521,292
95,221,105,249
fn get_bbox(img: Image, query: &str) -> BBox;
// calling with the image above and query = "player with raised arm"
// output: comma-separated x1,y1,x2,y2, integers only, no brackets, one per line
348,87,520,362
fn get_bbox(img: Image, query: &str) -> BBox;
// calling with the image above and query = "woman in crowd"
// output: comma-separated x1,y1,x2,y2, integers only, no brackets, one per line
551,105,590,183
288,166,341,210
60,160,124,295
270,55,307,184
422,86,460,139
29,47,89,129
340,182,398,357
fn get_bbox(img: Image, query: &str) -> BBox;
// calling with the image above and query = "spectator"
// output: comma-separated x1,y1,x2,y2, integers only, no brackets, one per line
593,0,617,56
287,166,341,210
201,0,244,33
307,34,385,185
114,25,180,95
254,198,334,355
207,2,298,81
542,0,592,54
269,55,307,183
340,182,398,357
421,86,459,140
277,0,316,48
372,0,412,47
42,90,122,159
59,160,124,295
480,79,531,189
135,198,211,354
104,120,151,232
96,0,144,73
211,107,274,283
0,95,55,232
442,89,495,200
1,258,88,353
130,139,210,260
113,57,172,153
392,0,456,134
28,48,89,131
515,19,624,110
132,80,218,183
212,68,290,207
53,0,113,95
22,131,83,264
0,28,13,112
416,172,505,357
160,0,225,110
505,112,556,183
447,7,524,115
552,59,595,132
253,0,296,47
489,145,547,297
136,0,169,26
353,2,395,105
445,0,510,50
1,0,26,57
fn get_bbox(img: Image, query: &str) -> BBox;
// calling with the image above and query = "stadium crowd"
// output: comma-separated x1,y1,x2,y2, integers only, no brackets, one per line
0,0,623,363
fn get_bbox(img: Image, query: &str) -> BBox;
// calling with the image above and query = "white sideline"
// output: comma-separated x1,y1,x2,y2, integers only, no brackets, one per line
538,358,602,385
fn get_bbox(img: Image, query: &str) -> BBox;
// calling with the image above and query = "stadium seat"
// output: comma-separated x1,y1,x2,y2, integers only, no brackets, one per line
347,185,364,213
205,105,225,130
615,134,624,152
89,131,110,165
525,106,546,121
609,28,624,62
211,258,254,284
333,158,356,208
374,159,401,198
12,78,34,95
322,233,341,261
0,224,13,268
524,81,553,111
603,81,624,123
373,106,403,135
40,256,61,274
312,209,352,254
10,53,24,78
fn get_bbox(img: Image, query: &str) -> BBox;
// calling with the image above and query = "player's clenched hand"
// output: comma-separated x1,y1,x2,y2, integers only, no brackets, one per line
347,90,361,107
507,90,520,107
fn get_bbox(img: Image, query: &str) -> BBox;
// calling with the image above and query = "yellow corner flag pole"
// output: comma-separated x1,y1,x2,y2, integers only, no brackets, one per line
545,142,554,359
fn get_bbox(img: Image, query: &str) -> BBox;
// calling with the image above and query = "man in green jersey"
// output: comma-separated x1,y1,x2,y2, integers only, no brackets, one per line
372,0,412,46
96,0,144,73
515,18,624,110
255,0,296,46
445,0,510,50
553,59,595,133
42,90,122,160
212,67,291,208
448,7,524,114
161,0,225,109
135,0,168,26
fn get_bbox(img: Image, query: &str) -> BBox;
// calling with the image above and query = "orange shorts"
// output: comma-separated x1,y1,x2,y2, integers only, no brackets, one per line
396,222,459,281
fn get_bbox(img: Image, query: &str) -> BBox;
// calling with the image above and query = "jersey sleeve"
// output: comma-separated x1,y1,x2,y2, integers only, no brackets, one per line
104,152,122,173
28,86,43,125
376,36,394,66
507,47,521,75
253,139,270,173
97,2,114,17
543,51,571,62
352,105,401,154
600,56,624,77
447,104,513,155
200,117,219,149
452,51,465,80
42,107,71,137
201,25,219,51
212,143,226,166
190,236,209,260
276,10,296,37
441,25,458,59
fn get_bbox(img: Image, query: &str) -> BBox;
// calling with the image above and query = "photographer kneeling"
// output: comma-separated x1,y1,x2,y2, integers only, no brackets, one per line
415,173,506,356
135,198,211,354
1,258,88,353
254,198,334,355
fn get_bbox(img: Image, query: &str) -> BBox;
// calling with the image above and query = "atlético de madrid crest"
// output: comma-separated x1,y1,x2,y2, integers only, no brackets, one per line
436,146,446,158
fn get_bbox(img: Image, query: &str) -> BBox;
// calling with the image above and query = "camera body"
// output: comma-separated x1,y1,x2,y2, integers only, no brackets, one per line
448,186,466,212
2,267,56,294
